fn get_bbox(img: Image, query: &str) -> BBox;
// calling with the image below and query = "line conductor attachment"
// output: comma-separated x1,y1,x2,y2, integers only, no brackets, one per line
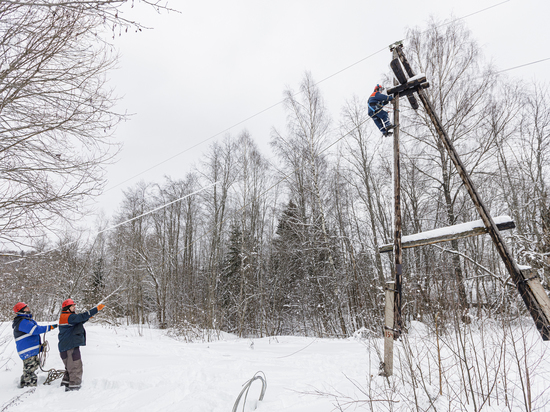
386,42,426,110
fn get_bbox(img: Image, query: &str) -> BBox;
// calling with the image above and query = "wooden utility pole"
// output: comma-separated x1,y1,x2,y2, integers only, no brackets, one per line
392,74,403,338
381,70,404,377
386,42,550,341
381,76,403,377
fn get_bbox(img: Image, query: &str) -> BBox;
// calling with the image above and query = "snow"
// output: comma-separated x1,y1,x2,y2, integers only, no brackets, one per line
0,323,369,412
409,73,426,81
1,319,549,411
401,215,512,243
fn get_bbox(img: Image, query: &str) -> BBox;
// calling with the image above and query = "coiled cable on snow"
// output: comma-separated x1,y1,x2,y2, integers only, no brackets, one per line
232,371,267,412
38,338,66,385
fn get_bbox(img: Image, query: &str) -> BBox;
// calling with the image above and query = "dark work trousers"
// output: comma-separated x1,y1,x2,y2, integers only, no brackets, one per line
371,110,392,133
60,347,83,390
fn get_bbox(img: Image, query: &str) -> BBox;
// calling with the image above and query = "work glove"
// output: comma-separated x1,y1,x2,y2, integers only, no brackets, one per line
49,324,58,330
97,304,106,311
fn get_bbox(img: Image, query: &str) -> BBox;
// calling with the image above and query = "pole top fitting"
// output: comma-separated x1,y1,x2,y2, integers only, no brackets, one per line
389,40,404,51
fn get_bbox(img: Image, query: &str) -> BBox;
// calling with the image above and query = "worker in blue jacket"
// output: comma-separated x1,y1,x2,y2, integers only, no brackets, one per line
12,302,58,387
58,298,105,391
368,84,395,136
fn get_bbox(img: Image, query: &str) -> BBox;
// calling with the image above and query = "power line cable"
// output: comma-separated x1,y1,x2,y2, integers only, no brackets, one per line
2,181,219,266
493,57,550,75
4,0,532,262
431,0,511,29
172,115,372,258
11,50,544,265
173,56,550,258
10,49,545,263
104,0,513,194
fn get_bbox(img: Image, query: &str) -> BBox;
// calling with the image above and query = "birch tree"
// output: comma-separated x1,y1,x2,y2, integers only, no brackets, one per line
405,18,498,312
272,72,347,336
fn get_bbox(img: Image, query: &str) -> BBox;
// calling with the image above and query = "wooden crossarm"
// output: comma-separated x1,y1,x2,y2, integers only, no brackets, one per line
387,76,428,95
379,216,516,253
392,83,430,98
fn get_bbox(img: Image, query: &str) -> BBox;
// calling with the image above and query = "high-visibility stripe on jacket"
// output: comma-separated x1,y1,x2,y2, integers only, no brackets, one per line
58,307,98,353
12,314,51,360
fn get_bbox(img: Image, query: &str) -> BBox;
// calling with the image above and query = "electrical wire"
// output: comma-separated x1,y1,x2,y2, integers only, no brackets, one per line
430,0,511,30
493,57,550,76
104,0,514,193
232,371,267,412
171,115,372,258
7,0,545,263
276,339,318,359
2,181,219,266
37,338,65,385
7,54,544,266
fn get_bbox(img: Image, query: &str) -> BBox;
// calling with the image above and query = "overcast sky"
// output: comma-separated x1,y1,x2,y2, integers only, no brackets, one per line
81,0,550,231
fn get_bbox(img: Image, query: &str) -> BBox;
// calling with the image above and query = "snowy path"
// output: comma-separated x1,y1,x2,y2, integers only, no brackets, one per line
1,324,371,411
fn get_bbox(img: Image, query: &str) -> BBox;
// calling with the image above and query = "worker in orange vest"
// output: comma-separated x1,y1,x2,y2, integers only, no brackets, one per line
58,298,105,391
368,84,395,136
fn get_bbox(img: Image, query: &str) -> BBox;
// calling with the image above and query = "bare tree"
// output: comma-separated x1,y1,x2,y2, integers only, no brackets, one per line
108,182,153,325
340,96,388,284
231,131,271,336
271,72,348,336
198,136,238,330
0,0,174,244
405,18,498,312
495,82,550,285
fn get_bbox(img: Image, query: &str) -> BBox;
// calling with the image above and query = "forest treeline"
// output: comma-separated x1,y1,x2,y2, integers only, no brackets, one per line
2,19,549,338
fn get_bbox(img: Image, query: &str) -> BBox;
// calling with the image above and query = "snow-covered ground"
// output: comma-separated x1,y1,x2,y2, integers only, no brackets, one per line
0,322,371,412
1,320,550,411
